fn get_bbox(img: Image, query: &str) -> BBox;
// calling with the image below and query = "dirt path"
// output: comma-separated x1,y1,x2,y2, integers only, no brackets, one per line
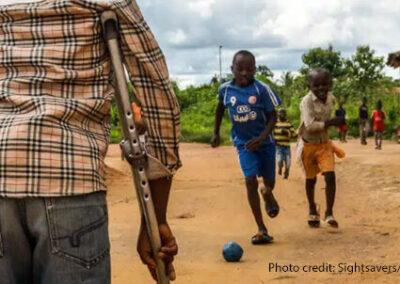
106,140,400,283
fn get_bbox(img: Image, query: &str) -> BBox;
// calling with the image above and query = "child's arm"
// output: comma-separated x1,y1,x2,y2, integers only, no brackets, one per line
245,109,277,151
289,123,297,139
245,83,280,151
325,117,345,128
211,101,225,148
301,99,325,132
301,98,344,131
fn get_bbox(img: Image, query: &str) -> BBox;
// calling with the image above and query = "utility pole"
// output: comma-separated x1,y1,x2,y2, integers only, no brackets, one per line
219,45,223,82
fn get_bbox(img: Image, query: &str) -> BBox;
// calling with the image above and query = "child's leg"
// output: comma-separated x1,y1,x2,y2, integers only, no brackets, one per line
259,144,279,218
282,149,287,171
323,172,336,217
245,176,267,233
313,143,338,227
261,178,275,199
378,131,382,148
278,163,283,175
306,177,321,228
343,130,347,142
323,171,338,227
284,148,291,178
280,151,286,176
375,131,378,147
276,147,283,175
237,146,268,233
261,178,279,217
360,121,367,144
306,178,318,215
278,158,283,175
302,143,323,227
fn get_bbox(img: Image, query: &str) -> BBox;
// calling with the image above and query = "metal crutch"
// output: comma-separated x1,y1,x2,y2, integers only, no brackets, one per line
101,11,170,284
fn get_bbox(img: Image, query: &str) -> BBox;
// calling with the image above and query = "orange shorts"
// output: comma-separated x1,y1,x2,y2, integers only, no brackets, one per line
301,141,335,179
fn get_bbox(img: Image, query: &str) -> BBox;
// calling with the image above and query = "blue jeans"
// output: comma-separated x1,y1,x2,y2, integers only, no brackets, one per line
276,145,291,169
0,192,110,284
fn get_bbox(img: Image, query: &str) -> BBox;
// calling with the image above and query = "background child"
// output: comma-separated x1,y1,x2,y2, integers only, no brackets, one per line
211,50,281,244
359,97,369,145
335,102,348,142
298,68,345,228
274,108,296,179
371,100,386,150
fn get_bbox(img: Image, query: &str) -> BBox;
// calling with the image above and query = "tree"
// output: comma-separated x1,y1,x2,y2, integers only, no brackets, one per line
301,44,344,79
210,74,219,85
256,65,274,78
344,45,385,95
332,78,354,104
279,71,294,87
170,80,180,96
275,72,294,104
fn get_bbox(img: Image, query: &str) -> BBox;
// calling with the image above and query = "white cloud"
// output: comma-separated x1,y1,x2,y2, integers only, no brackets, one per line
137,0,400,88
188,0,215,18
166,29,188,45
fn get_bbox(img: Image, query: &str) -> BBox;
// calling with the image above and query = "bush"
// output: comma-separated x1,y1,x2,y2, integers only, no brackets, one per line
109,53,399,144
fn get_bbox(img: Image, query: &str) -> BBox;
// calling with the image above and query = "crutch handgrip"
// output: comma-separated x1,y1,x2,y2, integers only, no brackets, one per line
101,11,118,40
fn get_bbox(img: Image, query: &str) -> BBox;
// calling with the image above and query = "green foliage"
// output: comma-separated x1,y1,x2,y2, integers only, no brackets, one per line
109,44,399,144
177,83,231,143
109,81,138,143
256,65,274,78
110,126,122,144
344,45,385,96
332,78,354,104
301,44,344,79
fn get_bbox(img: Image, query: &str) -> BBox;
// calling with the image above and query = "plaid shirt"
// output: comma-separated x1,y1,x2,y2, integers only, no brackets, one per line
0,0,181,197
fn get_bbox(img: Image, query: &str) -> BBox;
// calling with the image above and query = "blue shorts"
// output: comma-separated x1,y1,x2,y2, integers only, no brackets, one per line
237,143,276,180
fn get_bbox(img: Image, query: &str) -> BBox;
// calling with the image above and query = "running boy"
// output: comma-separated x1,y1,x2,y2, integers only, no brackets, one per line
371,100,386,150
274,108,296,179
211,50,281,244
298,68,345,228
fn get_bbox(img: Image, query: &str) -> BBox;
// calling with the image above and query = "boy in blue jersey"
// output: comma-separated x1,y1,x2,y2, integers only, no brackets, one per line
211,50,281,244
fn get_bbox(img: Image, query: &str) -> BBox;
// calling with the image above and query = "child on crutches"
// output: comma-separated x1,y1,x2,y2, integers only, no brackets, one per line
101,8,180,284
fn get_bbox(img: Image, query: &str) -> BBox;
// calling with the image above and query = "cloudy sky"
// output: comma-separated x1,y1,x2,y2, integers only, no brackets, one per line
136,0,400,88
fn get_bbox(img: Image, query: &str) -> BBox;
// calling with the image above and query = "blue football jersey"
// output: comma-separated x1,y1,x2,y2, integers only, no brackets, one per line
218,79,282,146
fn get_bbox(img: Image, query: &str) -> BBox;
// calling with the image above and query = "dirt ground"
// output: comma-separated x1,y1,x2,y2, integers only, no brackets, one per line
105,139,400,284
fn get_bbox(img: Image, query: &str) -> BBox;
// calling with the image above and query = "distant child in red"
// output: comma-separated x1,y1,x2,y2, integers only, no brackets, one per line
371,100,385,150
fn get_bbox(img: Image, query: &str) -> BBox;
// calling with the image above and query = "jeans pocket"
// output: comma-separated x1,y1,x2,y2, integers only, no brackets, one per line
45,192,110,269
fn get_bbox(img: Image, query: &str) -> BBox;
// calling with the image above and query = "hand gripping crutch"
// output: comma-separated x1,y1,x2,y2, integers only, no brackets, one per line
101,11,170,284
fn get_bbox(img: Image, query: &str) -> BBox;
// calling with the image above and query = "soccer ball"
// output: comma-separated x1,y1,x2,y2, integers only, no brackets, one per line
222,241,243,262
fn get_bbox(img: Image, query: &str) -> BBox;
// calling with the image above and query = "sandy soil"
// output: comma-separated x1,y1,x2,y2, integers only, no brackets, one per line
105,139,400,284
